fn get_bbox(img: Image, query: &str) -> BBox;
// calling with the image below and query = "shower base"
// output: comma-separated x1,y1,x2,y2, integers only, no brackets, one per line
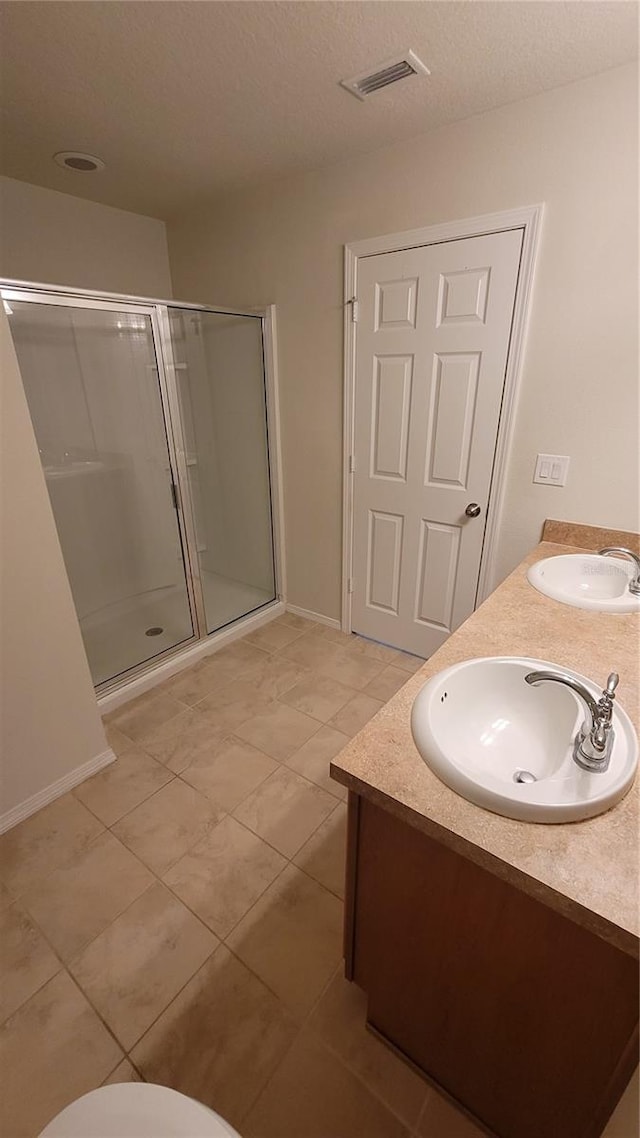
82,571,274,688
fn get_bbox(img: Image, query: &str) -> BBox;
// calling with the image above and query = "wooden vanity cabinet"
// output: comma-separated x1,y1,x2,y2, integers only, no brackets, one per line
344,794,639,1138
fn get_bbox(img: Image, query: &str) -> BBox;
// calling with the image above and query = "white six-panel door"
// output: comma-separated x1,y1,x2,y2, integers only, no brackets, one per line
351,229,523,657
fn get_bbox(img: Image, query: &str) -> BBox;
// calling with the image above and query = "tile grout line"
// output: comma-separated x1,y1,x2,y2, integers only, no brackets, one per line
413,1084,438,1138
115,928,308,1096
73,648,354,964
121,939,226,1063
227,774,341,862
73,741,344,1043
53,966,131,1072
8,819,338,1067
107,641,375,766
42,717,253,1057
10,634,350,898
156,776,345,942
3,617,432,1135
101,773,180,832
0,906,66,1029
15,834,157,961
157,818,290,942
7,902,420,1137
65,894,223,1061
302,1004,429,1134
104,622,418,739
102,727,341,882
164,712,347,806
233,956,346,1128
239,955,425,1134
218,856,342,951
108,804,231,880
74,771,177,831
102,1050,146,1084
2,820,110,905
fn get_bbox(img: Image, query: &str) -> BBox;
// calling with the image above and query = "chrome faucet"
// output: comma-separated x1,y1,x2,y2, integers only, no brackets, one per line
598,547,640,595
524,670,619,773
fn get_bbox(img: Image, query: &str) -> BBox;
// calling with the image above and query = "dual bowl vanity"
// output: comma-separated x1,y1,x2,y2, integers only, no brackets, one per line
330,520,639,1138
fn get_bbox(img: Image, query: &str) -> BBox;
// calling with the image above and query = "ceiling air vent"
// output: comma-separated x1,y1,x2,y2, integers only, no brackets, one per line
340,50,430,101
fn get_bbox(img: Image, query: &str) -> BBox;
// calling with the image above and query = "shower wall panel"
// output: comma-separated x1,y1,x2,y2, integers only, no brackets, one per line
7,299,194,686
11,308,182,619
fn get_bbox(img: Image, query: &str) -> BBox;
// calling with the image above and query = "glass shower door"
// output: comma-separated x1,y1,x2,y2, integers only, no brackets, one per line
6,296,195,687
165,307,276,634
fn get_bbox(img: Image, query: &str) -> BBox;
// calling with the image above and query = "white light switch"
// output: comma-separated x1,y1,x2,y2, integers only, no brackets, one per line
533,453,570,487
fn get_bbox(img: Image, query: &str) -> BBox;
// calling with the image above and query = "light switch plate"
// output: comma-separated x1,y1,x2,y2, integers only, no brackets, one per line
533,453,570,487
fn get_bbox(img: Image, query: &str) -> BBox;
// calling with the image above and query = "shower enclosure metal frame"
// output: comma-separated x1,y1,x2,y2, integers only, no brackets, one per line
1,277,286,697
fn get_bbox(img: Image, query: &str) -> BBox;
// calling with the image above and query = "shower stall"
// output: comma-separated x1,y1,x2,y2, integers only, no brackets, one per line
2,280,283,695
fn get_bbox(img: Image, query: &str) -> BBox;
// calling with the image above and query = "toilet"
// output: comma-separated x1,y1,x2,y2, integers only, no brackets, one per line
39,1083,242,1137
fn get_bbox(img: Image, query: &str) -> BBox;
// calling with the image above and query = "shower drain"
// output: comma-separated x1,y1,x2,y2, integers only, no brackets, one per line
145,626,164,637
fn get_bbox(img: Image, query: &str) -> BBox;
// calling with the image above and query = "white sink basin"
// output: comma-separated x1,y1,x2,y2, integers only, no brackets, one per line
527,554,640,612
411,657,637,823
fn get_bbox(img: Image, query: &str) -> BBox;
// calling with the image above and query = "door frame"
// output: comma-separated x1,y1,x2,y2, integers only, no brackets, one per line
341,204,544,636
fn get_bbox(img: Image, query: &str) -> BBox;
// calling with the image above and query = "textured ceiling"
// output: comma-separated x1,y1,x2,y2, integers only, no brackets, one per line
0,1,637,220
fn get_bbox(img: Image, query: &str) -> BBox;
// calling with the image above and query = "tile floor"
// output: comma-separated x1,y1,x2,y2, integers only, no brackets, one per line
0,614,490,1138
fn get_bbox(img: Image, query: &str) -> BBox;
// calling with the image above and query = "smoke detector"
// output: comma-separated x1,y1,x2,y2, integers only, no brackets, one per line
54,151,105,173
340,50,430,101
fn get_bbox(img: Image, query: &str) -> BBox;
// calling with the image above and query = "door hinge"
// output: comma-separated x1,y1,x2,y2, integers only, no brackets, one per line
170,482,179,511
347,577,354,594
349,455,356,474
349,297,359,322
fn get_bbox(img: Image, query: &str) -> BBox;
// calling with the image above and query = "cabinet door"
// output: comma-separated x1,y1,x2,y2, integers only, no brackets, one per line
352,797,638,1138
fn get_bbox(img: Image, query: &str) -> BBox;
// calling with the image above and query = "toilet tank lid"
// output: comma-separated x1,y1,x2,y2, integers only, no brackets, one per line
39,1083,242,1138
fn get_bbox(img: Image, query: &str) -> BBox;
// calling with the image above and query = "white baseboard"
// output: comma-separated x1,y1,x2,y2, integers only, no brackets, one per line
98,599,285,714
0,748,116,835
286,603,341,630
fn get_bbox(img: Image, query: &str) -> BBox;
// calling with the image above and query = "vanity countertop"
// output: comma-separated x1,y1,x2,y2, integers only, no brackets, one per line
330,524,640,958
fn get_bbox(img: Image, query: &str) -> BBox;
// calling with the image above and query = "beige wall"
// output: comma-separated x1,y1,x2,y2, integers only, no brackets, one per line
168,63,639,621
0,177,175,822
0,175,172,297
0,308,108,820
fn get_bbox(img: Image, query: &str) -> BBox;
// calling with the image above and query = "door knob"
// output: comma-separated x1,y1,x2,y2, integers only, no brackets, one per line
465,503,482,518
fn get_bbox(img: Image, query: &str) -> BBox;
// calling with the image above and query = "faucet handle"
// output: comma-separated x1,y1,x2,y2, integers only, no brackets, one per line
604,673,619,699
596,674,619,734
